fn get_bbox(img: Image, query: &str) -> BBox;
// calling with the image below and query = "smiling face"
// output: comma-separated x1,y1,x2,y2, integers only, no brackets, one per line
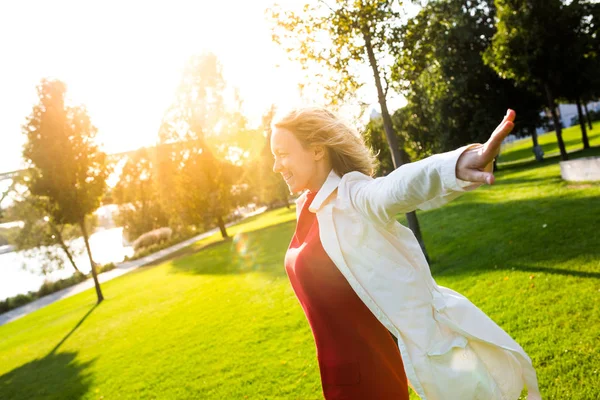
270,126,328,194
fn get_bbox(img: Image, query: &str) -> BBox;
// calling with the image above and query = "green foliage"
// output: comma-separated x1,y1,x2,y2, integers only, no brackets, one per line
22,79,108,227
393,0,545,156
269,0,402,107
157,53,252,238
484,0,598,95
113,148,169,242
483,0,600,159
132,227,172,252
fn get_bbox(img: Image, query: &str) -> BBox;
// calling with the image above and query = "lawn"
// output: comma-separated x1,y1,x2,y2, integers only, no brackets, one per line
0,140,598,399
498,121,600,165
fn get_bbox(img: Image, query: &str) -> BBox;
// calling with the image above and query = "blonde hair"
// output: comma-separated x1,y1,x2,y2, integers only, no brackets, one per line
273,107,377,177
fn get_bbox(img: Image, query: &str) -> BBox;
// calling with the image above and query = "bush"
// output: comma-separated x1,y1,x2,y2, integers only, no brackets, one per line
125,228,199,261
132,227,173,252
97,262,116,273
0,262,117,314
37,273,88,297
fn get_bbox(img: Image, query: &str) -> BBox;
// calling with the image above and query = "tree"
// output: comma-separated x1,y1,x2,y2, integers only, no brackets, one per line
394,0,546,163
22,78,109,303
559,0,600,150
157,53,245,239
11,192,83,276
113,147,169,242
269,0,430,259
483,0,597,161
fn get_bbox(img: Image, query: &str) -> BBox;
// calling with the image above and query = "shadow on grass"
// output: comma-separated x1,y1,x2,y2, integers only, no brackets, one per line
418,193,600,280
49,304,99,355
0,305,99,400
494,175,564,186
166,188,599,283
498,144,600,172
137,206,296,270
167,219,297,279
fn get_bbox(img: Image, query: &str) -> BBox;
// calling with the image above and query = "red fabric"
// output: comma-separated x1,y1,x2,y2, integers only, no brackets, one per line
284,192,409,399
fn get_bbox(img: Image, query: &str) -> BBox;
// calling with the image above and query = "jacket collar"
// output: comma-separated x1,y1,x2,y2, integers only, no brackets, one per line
295,169,340,213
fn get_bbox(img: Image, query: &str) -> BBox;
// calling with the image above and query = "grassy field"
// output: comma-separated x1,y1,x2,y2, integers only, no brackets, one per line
0,135,599,399
498,121,600,165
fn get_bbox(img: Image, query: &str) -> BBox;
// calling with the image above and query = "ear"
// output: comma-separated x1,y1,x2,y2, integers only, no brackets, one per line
312,145,326,161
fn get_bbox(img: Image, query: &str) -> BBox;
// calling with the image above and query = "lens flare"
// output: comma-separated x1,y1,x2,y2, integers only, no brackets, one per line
232,232,259,272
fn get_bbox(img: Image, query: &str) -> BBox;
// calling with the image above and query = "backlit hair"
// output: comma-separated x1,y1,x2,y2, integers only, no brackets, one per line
273,107,377,177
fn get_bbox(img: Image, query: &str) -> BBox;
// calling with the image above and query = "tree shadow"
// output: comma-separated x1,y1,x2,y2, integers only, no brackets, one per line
168,220,296,279
498,144,600,172
416,193,600,280
164,188,600,284
134,206,296,271
494,175,564,186
0,305,98,400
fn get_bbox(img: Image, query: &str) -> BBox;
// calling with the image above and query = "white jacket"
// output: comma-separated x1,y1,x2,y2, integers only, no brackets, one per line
297,145,541,400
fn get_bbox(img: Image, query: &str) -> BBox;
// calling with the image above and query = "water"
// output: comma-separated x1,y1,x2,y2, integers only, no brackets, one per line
0,226,134,301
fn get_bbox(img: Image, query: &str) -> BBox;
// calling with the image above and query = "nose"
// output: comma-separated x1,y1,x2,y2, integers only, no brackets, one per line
272,158,281,174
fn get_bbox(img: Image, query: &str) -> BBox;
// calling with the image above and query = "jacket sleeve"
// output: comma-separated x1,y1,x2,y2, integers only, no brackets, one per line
346,145,483,225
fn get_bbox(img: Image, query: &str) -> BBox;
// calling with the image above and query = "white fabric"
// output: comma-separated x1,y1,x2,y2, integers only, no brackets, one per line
297,145,541,400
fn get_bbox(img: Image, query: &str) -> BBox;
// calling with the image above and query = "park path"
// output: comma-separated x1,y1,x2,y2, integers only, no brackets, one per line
0,207,267,327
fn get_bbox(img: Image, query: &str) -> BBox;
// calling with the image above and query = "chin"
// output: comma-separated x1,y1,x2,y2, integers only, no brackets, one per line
287,183,303,195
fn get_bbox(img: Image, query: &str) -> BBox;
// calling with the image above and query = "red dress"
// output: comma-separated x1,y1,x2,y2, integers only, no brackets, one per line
284,191,409,399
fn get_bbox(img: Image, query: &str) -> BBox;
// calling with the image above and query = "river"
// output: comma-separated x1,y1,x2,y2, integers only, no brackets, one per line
0,226,134,301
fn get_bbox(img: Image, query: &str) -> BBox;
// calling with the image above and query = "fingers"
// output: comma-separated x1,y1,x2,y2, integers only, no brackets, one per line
462,169,495,185
484,109,516,157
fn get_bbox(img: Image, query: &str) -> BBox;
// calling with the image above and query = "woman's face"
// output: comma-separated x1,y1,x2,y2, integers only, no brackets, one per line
270,126,322,194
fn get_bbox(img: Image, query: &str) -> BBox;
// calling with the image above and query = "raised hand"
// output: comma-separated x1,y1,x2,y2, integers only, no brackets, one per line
456,109,516,185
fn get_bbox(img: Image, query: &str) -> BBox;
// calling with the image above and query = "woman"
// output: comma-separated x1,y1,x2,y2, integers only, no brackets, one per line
271,107,540,400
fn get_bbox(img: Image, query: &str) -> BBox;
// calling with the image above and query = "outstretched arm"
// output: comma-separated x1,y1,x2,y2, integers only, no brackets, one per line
347,110,516,225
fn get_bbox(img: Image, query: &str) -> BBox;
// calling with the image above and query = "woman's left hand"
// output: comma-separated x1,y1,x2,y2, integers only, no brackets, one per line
456,109,516,185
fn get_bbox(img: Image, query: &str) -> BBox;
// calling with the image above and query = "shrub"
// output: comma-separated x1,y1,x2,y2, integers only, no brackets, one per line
132,227,173,252
37,273,88,297
97,262,116,273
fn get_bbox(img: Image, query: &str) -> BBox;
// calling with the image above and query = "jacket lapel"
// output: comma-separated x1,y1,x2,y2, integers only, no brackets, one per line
308,169,341,213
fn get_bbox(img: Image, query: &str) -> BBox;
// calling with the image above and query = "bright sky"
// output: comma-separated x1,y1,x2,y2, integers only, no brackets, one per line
0,0,408,174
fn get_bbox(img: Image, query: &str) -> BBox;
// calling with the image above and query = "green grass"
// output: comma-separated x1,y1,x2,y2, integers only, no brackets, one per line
498,121,600,166
1,144,599,399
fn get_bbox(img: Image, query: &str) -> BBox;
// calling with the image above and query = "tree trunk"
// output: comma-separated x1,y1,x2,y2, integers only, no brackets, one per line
80,217,104,303
575,98,590,149
529,126,543,162
217,215,228,239
49,223,81,274
363,30,429,262
543,83,568,160
583,102,593,130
